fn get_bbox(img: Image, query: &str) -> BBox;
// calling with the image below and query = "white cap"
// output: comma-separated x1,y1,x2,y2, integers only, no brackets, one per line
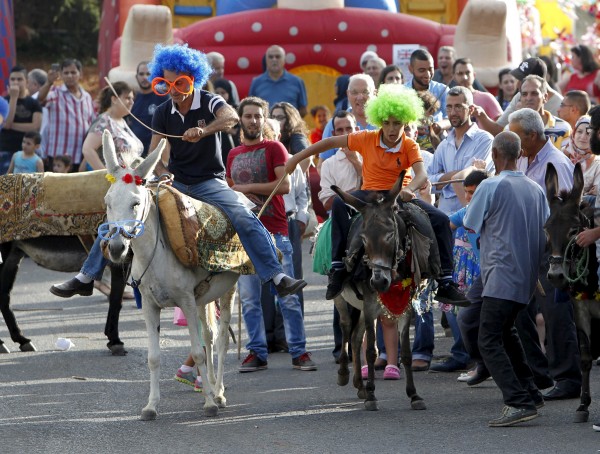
360,50,379,68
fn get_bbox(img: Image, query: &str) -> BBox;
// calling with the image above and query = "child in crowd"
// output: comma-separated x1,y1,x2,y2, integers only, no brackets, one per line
52,154,72,173
7,131,43,174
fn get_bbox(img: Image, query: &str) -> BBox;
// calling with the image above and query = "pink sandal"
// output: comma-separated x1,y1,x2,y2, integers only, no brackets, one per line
383,364,401,380
361,365,368,379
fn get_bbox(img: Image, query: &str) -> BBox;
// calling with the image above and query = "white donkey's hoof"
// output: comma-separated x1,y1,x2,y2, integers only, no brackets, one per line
141,408,157,421
215,396,227,408
204,404,219,417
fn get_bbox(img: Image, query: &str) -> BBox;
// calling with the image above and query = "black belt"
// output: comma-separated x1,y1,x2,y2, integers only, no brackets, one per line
286,211,296,220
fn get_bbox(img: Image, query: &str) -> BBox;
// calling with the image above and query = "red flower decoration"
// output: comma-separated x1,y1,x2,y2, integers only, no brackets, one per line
120,173,145,185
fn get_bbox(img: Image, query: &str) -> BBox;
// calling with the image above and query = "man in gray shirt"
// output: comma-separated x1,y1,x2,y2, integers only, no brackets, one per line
464,131,548,427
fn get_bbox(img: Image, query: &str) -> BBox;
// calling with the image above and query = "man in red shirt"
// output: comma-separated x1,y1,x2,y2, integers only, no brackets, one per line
227,96,316,373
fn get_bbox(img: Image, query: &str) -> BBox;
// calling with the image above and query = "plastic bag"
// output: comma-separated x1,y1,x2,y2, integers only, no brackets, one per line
173,307,188,326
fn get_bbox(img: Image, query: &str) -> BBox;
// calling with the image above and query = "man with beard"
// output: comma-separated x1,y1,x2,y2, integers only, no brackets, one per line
226,96,316,372
406,49,450,134
128,61,165,156
425,86,493,373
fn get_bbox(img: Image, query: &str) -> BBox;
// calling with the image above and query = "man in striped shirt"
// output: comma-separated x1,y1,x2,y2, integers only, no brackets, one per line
38,59,94,168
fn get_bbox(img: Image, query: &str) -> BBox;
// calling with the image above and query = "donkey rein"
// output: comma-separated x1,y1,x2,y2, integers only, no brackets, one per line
128,178,169,289
104,77,184,139
563,235,589,285
257,174,287,219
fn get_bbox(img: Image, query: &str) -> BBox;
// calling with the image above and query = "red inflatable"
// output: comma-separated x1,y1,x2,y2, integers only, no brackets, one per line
173,8,455,96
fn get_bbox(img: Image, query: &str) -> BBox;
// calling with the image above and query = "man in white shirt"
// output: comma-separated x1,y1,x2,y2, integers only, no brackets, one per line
319,111,362,211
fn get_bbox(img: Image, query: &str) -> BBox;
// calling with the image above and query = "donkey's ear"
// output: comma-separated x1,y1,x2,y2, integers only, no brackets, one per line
332,185,367,211
134,139,166,181
544,162,559,202
102,130,120,174
570,162,584,203
386,170,407,204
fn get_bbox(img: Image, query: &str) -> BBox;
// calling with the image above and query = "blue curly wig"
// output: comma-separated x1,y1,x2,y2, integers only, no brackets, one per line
149,44,212,89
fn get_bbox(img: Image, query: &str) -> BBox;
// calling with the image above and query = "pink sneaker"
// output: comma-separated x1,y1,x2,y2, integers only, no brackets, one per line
383,364,401,380
361,365,368,379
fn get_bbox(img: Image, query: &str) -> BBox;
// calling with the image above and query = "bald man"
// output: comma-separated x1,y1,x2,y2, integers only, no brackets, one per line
248,45,308,117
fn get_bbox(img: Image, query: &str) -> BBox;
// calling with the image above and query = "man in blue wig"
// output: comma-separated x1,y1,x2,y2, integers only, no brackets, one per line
148,44,305,296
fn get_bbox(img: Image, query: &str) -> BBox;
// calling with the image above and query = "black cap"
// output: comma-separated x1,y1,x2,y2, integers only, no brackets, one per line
510,58,547,81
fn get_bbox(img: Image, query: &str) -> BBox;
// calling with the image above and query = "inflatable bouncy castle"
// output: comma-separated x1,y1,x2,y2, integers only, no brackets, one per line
99,0,531,112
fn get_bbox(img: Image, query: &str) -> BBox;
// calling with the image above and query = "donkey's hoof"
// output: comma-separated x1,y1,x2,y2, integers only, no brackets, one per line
19,342,37,352
357,389,367,400
109,344,128,356
574,410,589,423
411,399,427,411
215,396,227,408
364,400,379,411
0,344,10,354
204,405,219,417
337,371,350,386
140,409,157,421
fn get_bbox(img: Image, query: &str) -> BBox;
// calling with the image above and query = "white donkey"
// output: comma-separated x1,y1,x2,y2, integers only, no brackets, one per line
101,130,238,420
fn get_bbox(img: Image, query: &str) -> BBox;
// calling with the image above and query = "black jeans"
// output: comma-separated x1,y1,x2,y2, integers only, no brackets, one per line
329,191,453,277
460,275,551,386
479,297,538,410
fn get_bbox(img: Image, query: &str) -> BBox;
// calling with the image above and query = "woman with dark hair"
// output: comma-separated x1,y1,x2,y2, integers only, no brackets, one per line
213,78,238,107
212,78,240,163
496,68,518,110
559,44,600,103
378,64,404,87
82,81,143,170
270,102,310,164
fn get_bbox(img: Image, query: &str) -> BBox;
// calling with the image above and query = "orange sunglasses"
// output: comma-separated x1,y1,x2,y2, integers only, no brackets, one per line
151,75,195,96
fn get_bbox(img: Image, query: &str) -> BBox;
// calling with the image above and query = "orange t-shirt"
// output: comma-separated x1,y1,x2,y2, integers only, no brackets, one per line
347,129,422,191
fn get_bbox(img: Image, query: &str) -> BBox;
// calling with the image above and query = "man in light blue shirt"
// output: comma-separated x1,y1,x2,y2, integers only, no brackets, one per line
464,131,547,427
428,86,494,215
318,74,377,162
248,45,307,117
510,108,574,192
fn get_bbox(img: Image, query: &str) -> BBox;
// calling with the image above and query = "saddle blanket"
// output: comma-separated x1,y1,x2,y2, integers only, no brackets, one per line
0,170,110,244
155,184,255,274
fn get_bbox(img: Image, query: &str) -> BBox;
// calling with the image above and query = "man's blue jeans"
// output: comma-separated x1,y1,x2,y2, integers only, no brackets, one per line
412,309,470,365
239,234,306,361
80,235,109,281
173,179,284,283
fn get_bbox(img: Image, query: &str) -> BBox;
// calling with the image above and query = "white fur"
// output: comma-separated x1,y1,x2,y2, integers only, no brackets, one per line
101,130,239,420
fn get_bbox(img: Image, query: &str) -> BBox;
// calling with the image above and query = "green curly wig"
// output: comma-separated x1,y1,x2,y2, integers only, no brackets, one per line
365,84,424,128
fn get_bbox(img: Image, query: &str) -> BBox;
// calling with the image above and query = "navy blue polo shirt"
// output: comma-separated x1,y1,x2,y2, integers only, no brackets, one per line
151,89,227,185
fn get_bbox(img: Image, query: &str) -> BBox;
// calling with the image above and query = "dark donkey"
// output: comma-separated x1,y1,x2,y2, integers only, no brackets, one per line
331,170,434,412
545,162,600,423
0,236,129,356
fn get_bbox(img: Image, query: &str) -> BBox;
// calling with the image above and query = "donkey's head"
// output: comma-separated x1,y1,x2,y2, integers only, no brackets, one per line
101,130,166,262
332,171,408,293
544,162,585,288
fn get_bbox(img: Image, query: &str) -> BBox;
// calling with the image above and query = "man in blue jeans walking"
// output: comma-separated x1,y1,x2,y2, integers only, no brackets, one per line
50,44,305,300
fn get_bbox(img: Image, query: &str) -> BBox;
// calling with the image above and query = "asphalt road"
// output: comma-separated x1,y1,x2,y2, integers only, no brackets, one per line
2,246,600,454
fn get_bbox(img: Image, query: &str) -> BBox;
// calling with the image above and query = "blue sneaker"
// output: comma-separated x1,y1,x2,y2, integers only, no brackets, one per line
175,368,196,387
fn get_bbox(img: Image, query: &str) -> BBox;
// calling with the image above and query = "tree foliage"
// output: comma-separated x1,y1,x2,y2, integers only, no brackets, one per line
15,0,102,63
